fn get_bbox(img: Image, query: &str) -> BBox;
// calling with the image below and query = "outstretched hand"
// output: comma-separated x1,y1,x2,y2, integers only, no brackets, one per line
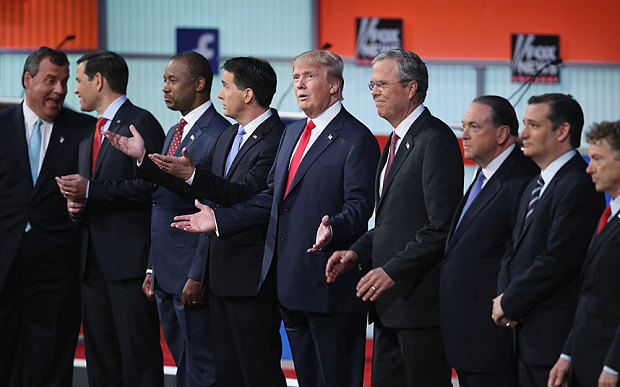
103,124,146,161
308,215,332,252
149,147,195,180
171,199,216,233
325,250,359,283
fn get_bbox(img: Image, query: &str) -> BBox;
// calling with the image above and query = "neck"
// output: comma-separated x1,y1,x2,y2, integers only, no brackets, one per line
96,92,123,115
237,106,269,127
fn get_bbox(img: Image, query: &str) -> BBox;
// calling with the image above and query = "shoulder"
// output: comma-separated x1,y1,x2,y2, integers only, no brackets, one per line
57,106,96,127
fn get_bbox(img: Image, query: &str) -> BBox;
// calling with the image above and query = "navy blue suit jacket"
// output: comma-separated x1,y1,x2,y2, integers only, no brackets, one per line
0,104,94,290
440,146,538,372
498,153,605,365
563,211,620,384
138,105,229,294
214,107,380,313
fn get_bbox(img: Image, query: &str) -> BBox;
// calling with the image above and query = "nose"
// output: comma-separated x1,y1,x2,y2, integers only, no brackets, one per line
586,162,594,174
461,126,470,139
217,88,224,100
54,80,67,95
519,126,529,140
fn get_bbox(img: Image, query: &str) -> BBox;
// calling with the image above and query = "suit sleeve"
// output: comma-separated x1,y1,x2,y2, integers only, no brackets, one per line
88,113,165,205
381,131,463,287
135,155,194,197
501,182,603,320
605,321,620,371
328,131,380,248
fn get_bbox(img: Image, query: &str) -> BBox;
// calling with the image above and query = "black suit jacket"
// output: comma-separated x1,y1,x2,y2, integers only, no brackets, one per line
563,210,620,385
187,110,285,296
78,99,165,280
350,108,463,328
0,104,94,289
440,146,538,372
498,153,605,365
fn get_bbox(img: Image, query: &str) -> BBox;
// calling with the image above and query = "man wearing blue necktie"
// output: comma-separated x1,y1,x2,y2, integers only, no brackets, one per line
440,96,538,387
0,47,95,386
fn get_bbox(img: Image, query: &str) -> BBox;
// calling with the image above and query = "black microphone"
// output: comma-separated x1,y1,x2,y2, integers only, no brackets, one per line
509,57,563,106
56,34,76,49
321,43,332,50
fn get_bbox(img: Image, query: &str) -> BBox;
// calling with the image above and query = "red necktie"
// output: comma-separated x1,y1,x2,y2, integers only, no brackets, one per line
167,118,187,156
284,120,315,198
383,131,399,185
91,117,107,175
597,205,612,234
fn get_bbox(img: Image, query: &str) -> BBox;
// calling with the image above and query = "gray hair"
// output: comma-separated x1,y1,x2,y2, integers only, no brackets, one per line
372,49,428,103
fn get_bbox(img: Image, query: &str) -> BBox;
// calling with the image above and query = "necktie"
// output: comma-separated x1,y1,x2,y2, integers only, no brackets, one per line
597,205,612,234
166,118,188,156
92,117,107,175
224,125,246,177
525,175,545,219
284,120,315,197
28,119,43,184
383,131,399,186
456,168,486,229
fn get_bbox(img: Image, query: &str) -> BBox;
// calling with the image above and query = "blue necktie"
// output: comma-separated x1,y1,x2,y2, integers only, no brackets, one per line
456,168,486,229
28,119,43,184
224,126,246,177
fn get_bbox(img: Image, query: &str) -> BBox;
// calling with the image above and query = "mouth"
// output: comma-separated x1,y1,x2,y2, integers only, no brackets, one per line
297,94,309,101
46,96,62,108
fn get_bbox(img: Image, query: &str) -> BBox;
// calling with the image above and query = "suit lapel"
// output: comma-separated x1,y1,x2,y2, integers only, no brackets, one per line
33,123,66,196
227,114,277,178
274,120,305,201
10,105,31,184
582,212,620,271
162,123,177,154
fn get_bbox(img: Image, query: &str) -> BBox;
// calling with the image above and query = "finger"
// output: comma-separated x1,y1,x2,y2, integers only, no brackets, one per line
322,215,329,226
181,147,192,163
194,199,206,211
129,124,140,138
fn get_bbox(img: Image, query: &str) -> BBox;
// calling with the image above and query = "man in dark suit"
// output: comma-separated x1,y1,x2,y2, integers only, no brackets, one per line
493,93,605,386
107,51,227,386
56,51,165,386
325,49,463,387
548,120,620,387
171,50,380,387
440,96,538,387
0,47,94,387
106,57,287,386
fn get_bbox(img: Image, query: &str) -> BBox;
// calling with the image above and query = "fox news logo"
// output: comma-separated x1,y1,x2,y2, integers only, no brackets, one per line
356,18,402,65
511,34,560,83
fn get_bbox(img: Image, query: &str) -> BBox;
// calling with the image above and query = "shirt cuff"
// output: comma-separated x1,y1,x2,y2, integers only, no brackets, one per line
560,354,572,362
186,170,196,185
86,180,90,200
146,268,153,274
604,366,619,375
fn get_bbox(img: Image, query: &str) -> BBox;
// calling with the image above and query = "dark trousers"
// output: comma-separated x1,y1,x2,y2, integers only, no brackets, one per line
82,243,163,387
155,288,215,387
0,231,81,387
280,306,366,387
209,282,286,387
457,369,518,387
371,323,452,387
518,358,552,387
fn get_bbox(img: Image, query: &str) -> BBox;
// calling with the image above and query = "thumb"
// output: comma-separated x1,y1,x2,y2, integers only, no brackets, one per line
129,124,140,137
182,147,194,163
194,199,206,211
322,215,330,226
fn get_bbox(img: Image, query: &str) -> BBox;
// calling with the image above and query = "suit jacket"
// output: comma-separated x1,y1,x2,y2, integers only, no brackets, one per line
498,153,605,365
563,211,620,385
78,99,165,281
440,147,538,372
0,104,94,289
349,108,463,328
185,109,285,296
215,107,380,313
136,105,228,294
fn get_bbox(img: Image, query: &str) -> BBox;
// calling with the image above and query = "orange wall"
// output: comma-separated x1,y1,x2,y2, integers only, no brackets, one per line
319,0,620,62
0,0,98,50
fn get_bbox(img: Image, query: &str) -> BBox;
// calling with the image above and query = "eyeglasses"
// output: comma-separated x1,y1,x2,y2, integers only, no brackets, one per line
368,80,412,91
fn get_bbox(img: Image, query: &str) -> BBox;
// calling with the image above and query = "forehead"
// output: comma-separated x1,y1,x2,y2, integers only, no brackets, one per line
165,58,189,76
464,102,492,121
36,57,69,79
371,58,398,78
293,62,324,75
221,70,235,83
525,102,550,120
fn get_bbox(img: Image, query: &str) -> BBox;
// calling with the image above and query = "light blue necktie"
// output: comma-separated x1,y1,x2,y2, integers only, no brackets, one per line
456,168,486,229
224,126,246,177
28,119,43,184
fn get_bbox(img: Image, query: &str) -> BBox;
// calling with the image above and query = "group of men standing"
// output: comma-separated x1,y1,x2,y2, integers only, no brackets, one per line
0,44,618,387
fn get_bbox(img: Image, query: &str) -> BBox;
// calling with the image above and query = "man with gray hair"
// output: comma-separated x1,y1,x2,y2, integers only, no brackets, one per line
326,49,463,386
170,50,380,386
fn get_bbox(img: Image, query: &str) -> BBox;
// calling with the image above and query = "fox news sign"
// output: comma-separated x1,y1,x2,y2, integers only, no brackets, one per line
511,34,560,83
356,18,402,65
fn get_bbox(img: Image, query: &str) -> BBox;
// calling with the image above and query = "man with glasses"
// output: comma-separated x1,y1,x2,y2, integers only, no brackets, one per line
326,49,463,386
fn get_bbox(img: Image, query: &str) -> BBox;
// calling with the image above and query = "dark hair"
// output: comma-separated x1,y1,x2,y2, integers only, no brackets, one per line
77,51,129,94
586,121,620,160
528,93,584,148
170,51,214,94
372,49,429,104
473,95,519,136
22,46,69,88
222,57,277,108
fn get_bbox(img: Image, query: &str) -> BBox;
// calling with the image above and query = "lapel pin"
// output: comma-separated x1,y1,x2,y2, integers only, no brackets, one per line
59,136,65,143
405,142,411,149
328,134,333,141
253,134,258,139
190,134,195,141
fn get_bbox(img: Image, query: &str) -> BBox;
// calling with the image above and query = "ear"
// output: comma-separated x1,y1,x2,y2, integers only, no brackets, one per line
94,72,105,92
407,80,418,101
195,77,206,93
556,122,571,143
496,125,511,145
23,71,33,89
328,79,340,96
243,88,254,104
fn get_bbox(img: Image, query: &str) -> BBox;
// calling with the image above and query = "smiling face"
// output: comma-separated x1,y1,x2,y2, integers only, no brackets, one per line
587,138,620,197
162,58,199,116
23,57,68,121
74,61,99,113
292,63,338,119
370,58,416,128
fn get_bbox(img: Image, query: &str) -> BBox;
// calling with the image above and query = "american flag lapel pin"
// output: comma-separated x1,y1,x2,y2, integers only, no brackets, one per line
253,134,258,139
190,134,195,141
327,134,333,141
59,136,65,143
405,142,410,149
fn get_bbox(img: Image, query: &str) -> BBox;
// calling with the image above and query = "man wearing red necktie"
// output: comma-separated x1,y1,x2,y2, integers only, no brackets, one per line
549,120,620,387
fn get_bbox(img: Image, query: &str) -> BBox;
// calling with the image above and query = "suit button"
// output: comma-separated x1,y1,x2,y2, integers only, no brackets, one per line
283,208,289,212
508,264,515,269
279,238,285,241
152,201,156,207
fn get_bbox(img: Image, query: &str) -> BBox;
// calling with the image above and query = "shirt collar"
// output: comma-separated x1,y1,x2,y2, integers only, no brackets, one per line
181,100,212,129
540,149,577,188
101,95,127,121
307,101,342,131
22,100,53,129
243,108,272,137
481,143,516,182
609,195,620,219
394,104,425,139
